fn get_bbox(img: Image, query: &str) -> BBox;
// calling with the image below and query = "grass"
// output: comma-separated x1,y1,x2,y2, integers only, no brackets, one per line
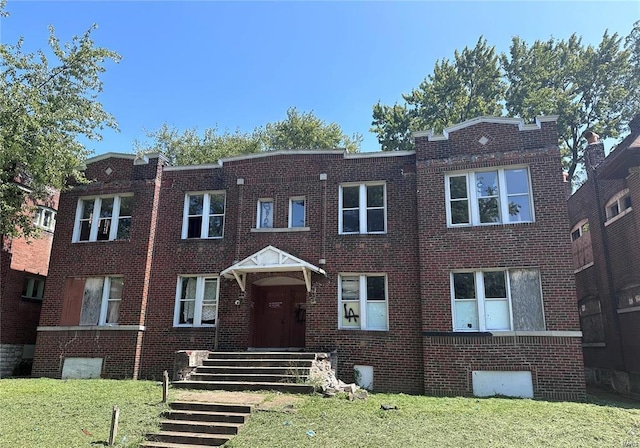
0,378,165,448
1,379,639,448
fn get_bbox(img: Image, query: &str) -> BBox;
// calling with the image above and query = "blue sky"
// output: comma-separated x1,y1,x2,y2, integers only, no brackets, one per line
2,1,639,156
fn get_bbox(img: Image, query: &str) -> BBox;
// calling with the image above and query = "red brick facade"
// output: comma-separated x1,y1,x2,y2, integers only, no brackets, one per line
32,117,585,399
567,117,640,398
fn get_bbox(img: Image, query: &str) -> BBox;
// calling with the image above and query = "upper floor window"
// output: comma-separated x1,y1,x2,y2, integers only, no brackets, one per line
174,276,219,327
339,183,386,234
446,168,533,227
571,220,590,241
79,276,123,326
182,192,226,239
339,274,388,331
257,199,274,229
22,276,45,300
34,207,56,232
73,195,133,242
451,268,544,332
289,197,306,228
605,189,632,226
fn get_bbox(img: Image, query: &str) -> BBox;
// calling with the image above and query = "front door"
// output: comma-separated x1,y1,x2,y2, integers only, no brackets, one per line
251,285,306,348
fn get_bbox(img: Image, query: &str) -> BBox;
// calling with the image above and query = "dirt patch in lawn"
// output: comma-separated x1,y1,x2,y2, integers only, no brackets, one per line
174,390,267,405
255,395,303,413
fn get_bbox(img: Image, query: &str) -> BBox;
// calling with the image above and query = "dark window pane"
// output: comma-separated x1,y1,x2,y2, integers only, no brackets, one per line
571,229,581,241
479,198,500,223
81,199,94,220
508,196,531,222
366,276,385,300
117,218,131,239
609,203,619,217
100,198,114,218
209,194,225,214
96,219,111,240
187,216,203,238
476,171,499,197
181,277,197,300
367,185,384,207
624,195,632,210
342,186,360,209
449,176,468,199
342,210,359,233
189,195,204,215
119,196,133,216
454,273,475,300
484,271,506,298
208,216,224,237
451,200,469,224
79,221,91,241
367,209,384,232
505,169,529,195
291,200,305,227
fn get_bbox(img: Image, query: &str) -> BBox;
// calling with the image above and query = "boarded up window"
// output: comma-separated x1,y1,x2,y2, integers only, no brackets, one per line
510,269,545,331
60,278,86,325
579,296,605,343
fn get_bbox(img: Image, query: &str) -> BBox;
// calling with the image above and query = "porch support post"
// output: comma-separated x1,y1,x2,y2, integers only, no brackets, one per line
232,271,246,292
302,268,311,292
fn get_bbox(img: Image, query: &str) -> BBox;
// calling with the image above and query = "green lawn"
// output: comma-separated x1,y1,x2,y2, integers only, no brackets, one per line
1,379,639,448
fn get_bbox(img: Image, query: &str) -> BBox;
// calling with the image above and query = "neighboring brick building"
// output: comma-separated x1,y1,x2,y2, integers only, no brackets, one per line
567,116,640,399
32,116,585,399
1,191,58,377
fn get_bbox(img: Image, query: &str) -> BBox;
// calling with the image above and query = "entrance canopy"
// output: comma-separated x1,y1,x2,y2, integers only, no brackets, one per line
221,245,326,292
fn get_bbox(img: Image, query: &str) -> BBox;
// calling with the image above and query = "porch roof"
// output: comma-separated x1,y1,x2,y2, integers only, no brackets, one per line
220,245,326,292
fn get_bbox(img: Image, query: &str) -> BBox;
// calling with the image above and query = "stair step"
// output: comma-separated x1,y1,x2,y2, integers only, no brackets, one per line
173,380,315,393
170,401,251,414
165,409,249,424
160,419,241,435
202,359,313,368
195,366,311,374
208,351,316,360
145,431,230,446
190,373,308,383
140,441,218,448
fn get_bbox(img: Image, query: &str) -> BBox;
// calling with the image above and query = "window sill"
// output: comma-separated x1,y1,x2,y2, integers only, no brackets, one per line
582,342,606,347
574,262,594,274
21,296,43,303
181,237,224,241
72,239,131,244
173,325,216,329
338,232,387,236
251,227,310,233
604,207,632,227
338,328,388,332
447,221,535,229
37,325,145,331
618,305,640,314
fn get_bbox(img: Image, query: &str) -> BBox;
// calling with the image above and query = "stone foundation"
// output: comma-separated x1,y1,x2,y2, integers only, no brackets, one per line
586,367,640,400
0,344,24,377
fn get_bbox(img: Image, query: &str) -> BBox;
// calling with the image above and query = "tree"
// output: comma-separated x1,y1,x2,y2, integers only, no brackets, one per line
134,124,263,166
0,2,120,238
264,107,362,153
371,37,505,151
372,25,640,186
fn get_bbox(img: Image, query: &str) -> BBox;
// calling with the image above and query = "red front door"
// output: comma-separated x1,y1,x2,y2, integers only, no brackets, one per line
251,285,306,348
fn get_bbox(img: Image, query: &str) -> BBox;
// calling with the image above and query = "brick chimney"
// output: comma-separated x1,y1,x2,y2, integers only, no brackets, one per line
583,130,605,172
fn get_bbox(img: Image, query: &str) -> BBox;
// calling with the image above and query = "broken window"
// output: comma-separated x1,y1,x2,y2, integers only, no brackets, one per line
183,192,226,238
451,269,544,332
339,274,387,331
73,195,133,242
174,276,219,327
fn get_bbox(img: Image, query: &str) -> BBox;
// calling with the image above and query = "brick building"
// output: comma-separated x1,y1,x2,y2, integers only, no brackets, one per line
1,191,58,377
567,116,640,399
32,116,585,399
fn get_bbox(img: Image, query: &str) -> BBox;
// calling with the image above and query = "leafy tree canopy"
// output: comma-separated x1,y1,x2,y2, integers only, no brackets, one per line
137,107,362,165
0,0,120,238
372,23,640,186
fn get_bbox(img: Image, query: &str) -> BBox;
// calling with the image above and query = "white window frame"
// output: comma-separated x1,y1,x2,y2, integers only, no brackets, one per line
34,206,56,232
450,270,514,332
72,194,133,242
605,189,632,226
338,274,388,331
338,183,387,235
257,198,274,229
571,219,590,241
181,191,226,239
445,167,534,227
80,276,123,326
173,275,220,327
22,276,45,300
288,196,306,228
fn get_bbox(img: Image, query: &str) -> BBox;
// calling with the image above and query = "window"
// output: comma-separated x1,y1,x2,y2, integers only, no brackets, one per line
571,220,590,241
22,276,45,300
339,183,386,234
571,219,593,271
339,274,387,330
34,207,56,232
174,276,219,326
289,197,306,228
79,277,123,326
182,192,226,239
73,195,133,242
446,168,533,226
605,189,632,224
257,199,274,228
451,269,544,332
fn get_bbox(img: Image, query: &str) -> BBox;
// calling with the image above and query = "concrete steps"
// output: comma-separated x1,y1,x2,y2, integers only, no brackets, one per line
172,351,317,394
140,401,251,448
